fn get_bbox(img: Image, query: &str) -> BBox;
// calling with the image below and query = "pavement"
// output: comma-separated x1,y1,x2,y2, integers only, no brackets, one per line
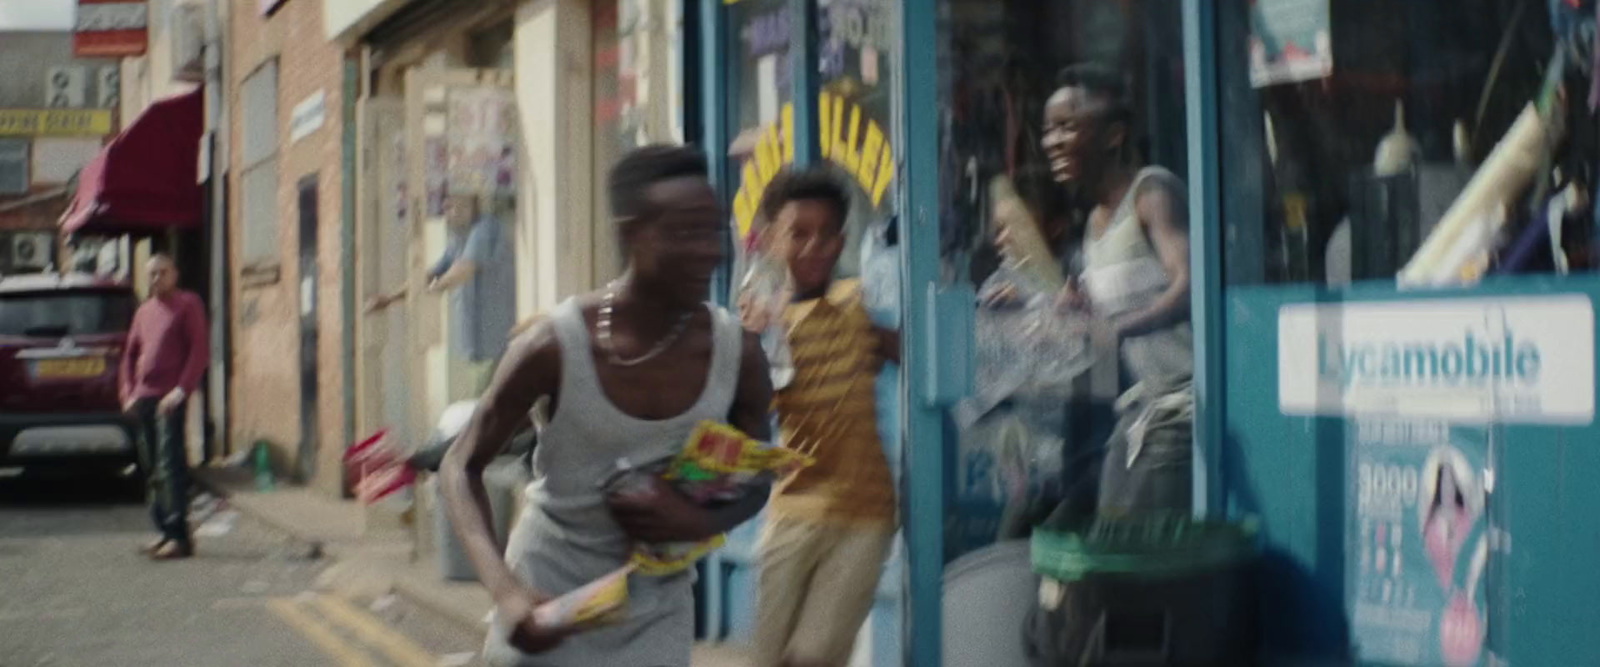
191,466,751,667
0,470,483,666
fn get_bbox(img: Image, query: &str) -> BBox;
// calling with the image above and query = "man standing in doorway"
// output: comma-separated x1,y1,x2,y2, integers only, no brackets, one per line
440,145,773,667
369,193,517,393
121,254,209,561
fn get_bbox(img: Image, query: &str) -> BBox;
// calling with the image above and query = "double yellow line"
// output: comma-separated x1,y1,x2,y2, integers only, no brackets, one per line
266,593,441,667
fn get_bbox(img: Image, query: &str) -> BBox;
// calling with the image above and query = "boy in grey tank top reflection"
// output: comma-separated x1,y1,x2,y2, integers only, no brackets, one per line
439,146,774,667
1039,64,1195,514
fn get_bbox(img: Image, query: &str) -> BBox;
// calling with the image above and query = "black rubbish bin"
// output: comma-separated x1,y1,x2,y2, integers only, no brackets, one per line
1025,514,1260,667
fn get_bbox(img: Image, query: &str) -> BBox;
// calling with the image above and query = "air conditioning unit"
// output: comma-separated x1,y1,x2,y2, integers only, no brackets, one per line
45,67,87,108
170,2,206,84
12,233,53,270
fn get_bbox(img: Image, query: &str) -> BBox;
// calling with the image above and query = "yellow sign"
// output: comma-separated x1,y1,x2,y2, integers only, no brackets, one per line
0,109,114,137
731,91,895,238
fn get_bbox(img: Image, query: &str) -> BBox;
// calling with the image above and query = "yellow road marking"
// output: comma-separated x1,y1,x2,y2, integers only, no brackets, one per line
311,593,439,667
266,598,377,667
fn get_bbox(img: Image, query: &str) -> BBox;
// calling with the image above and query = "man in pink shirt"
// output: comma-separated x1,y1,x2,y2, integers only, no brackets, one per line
120,254,209,560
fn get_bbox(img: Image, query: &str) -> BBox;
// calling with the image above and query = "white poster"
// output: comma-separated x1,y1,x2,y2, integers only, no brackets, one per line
445,87,517,197
1278,296,1596,424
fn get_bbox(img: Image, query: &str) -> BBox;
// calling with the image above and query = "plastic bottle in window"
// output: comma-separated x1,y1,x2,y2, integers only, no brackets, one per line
740,233,795,389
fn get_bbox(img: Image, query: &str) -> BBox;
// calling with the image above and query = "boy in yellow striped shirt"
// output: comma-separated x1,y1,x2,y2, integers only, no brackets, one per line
741,170,900,667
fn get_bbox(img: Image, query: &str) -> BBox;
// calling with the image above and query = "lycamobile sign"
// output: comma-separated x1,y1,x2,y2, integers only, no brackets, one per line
1278,296,1595,424
1319,330,1542,388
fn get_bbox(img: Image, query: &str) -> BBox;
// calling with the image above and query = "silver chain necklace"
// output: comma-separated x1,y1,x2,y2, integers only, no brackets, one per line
597,281,694,367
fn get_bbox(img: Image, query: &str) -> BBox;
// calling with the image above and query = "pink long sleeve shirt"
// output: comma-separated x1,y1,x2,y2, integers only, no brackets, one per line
120,290,209,402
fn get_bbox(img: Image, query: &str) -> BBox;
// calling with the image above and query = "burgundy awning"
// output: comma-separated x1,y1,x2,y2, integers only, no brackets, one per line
61,88,203,236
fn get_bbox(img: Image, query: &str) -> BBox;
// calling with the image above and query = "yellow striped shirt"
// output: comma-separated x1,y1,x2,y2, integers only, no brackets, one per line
769,279,896,526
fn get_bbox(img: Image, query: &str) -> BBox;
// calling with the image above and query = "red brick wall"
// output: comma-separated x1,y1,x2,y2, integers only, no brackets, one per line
228,0,349,495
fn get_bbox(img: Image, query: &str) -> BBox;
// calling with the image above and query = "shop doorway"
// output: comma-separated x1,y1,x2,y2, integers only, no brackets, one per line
296,174,320,482
403,68,519,430
357,98,416,447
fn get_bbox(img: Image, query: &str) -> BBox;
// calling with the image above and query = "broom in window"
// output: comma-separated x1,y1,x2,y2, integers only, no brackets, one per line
990,175,1066,293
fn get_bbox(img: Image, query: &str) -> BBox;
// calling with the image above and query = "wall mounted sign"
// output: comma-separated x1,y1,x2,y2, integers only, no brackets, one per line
0,109,114,137
1277,295,1596,425
74,0,149,58
288,90,326,145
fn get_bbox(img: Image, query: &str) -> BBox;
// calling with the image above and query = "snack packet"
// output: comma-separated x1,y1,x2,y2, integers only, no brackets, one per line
530,564,633,631
602,422,813,576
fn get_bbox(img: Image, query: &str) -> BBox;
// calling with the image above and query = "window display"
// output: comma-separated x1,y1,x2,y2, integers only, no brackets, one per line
937,0,1192,557
1220,0,1599,288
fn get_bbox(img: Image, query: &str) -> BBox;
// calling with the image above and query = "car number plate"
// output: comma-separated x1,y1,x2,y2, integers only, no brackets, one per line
34,357,107,379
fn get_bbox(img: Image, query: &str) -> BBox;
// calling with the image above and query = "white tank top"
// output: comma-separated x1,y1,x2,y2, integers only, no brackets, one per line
1082,167,1194,389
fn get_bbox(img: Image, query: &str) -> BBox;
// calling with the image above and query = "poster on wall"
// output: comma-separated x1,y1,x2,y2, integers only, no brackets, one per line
424,136,448,217
1248,0,1333,87
1347,420,1498,667
445,88,517,201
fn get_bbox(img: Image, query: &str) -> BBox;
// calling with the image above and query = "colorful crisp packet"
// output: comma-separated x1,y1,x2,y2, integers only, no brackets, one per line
602,421,814,577
531,564,633,631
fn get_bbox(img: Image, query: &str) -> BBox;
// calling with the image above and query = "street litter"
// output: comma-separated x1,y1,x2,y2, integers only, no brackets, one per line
194,510,239,538
437,652,476,667
369,594,397,614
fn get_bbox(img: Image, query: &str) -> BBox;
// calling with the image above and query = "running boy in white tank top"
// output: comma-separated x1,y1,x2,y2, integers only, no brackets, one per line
440,146,775,667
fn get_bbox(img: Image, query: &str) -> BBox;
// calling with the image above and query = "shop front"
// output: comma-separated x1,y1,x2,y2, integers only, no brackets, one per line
705,0,1599,665
330,0,688,451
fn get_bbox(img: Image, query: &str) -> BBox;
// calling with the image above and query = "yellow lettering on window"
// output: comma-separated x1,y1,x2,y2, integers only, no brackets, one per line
755,129,777,186
856,122,884,195
842,105,862,173
814,94,829,161
764,123,784,178
733,187,754,239
827,95,847,166
782,103,796,166
871,141,894,207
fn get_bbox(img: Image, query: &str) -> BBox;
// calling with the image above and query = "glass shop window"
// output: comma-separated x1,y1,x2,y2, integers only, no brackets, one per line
936,0,1192,557
724,0,902,306
1218,0,1599,288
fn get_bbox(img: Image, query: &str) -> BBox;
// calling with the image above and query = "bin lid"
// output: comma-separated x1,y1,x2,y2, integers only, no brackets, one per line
1031,514,1261,582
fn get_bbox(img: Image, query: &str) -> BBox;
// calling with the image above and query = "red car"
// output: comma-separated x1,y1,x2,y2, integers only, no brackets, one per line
0,273,139,475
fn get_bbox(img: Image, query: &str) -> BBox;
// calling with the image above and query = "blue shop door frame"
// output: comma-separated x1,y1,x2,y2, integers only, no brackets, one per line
895,1,946,666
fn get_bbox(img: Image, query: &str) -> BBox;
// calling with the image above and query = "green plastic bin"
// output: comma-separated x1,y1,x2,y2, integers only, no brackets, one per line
1025,514,1261,666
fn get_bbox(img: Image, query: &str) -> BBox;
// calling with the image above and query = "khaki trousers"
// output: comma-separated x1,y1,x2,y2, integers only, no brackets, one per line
752,516,895,667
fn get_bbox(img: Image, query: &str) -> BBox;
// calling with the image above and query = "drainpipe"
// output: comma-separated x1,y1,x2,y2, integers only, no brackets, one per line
204,0,230,460
340,55,360,476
